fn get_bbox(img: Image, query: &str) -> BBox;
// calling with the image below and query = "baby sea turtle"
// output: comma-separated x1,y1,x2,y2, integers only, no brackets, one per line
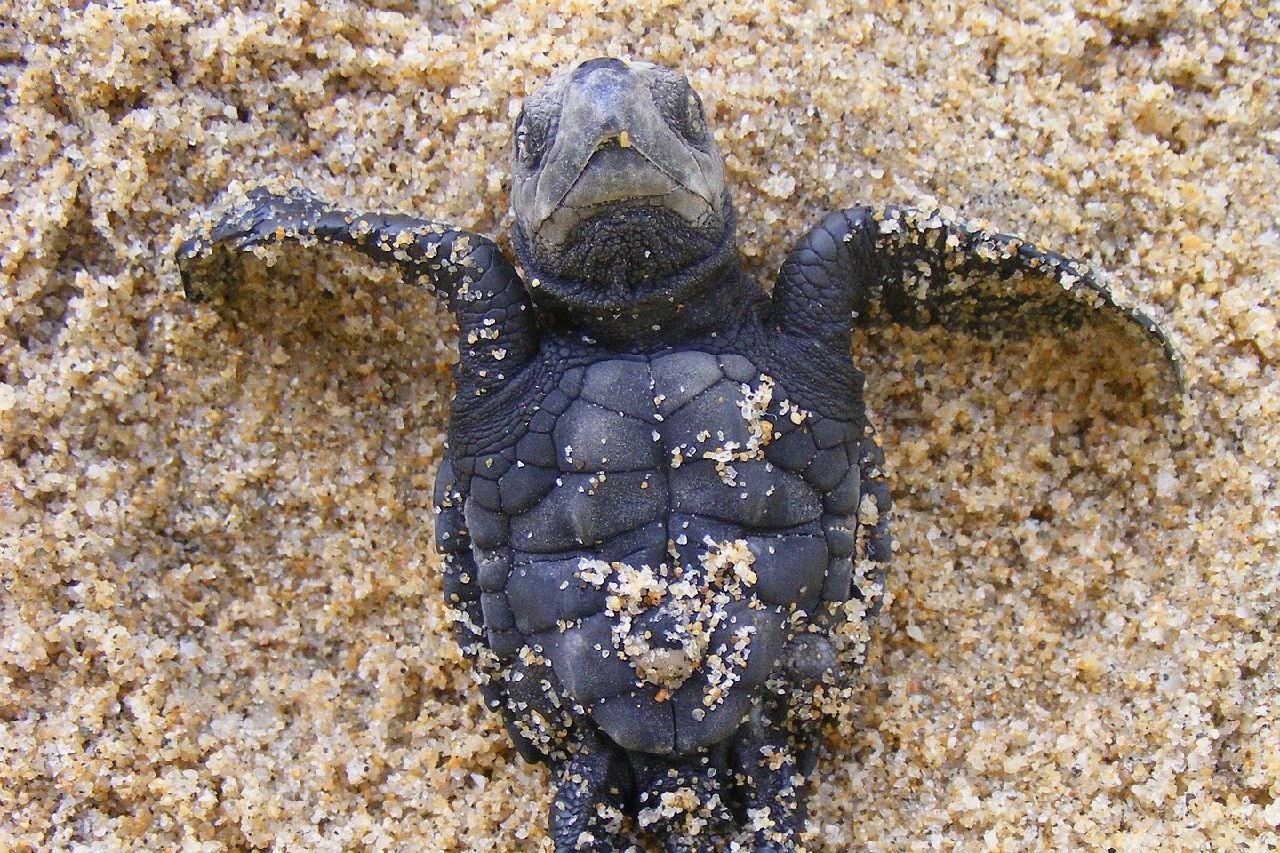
178,58,1179,852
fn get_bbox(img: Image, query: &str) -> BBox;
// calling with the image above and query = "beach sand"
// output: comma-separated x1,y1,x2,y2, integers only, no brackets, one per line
2,0,1276,848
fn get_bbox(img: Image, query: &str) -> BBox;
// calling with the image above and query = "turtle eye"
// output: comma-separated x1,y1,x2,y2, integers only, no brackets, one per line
651,80,708,147
515,108,550,168
682,91,708,143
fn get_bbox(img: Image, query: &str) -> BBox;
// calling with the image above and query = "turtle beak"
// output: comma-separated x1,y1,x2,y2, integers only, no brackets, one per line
527,58,723,250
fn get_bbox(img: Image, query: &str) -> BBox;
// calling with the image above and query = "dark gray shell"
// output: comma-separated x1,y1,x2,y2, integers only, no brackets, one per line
435,329,882,759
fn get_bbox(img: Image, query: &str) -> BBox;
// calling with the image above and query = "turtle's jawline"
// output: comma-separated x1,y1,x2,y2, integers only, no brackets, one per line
532,190,715,260
530,144,718,253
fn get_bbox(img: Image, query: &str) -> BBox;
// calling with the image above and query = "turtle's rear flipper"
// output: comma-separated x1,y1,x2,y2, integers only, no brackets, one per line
729,719,807,853
549,725,632,853
770,204,1183,400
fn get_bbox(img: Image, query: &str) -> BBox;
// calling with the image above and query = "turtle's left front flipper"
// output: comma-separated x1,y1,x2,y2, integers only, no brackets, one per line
769,205,1183,399
177,186,539,393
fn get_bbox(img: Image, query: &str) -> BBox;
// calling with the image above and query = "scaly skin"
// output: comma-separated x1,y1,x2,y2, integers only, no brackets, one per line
178,57,1178,851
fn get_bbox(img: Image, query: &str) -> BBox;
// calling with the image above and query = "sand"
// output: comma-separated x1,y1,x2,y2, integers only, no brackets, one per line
1,0,1276,849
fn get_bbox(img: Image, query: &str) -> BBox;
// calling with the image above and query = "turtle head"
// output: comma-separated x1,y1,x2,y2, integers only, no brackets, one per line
510,58,738,320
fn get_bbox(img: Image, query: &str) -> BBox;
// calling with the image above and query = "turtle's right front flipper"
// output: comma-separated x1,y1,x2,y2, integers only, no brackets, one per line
177,186,539,393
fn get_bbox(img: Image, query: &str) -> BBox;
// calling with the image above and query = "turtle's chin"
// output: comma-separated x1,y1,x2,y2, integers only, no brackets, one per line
533,203,723,296
510,196,745,344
